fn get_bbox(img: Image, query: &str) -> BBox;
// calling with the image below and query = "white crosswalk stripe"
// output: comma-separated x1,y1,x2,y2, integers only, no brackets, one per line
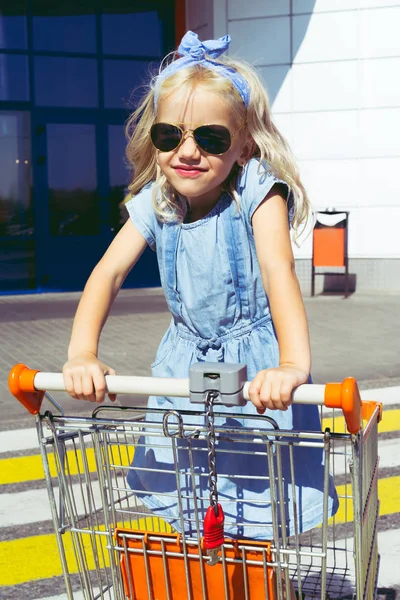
2,386,399,455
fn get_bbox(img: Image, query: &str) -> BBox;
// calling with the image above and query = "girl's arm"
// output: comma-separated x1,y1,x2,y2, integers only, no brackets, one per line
248,184,311,412
63,219,148,403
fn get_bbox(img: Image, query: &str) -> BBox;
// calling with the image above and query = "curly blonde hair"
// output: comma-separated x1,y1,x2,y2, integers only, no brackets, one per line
125,52,310,234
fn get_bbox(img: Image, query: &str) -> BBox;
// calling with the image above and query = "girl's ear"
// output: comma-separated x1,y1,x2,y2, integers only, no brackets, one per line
239,135,256,166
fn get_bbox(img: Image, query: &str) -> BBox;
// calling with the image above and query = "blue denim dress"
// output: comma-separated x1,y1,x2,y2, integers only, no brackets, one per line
125,159,338,539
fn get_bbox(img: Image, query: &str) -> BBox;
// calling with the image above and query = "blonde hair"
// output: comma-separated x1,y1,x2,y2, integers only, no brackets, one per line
125,52,311,235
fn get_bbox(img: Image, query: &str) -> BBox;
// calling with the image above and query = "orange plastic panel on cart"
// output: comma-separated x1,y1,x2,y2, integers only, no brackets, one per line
313,228,345,267
115,529,276,600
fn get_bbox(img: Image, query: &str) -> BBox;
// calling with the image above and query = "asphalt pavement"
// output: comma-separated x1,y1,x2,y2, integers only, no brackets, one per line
0,287,399,599
1,288,399,428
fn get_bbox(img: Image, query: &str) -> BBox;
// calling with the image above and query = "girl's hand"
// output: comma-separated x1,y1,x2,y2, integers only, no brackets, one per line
248,365,309,413
63,352,117,403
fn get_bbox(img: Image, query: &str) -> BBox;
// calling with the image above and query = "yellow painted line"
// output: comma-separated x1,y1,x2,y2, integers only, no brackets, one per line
322,408,400,434
0,409,398,485
0,445,134,485
332,475,400,524
0,475,398,586
0,516,171,586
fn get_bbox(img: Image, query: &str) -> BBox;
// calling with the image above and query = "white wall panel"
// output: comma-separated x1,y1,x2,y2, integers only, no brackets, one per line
359,158,400,205
258,65,292,113
221,0,400,260
348,208,400,257
294,1,400,13
298,157,400,211
293,11,359,63
293,0,360,13
362,58,400,108
293,231,313,260
272,113,293,141
229,0,290,19
298,159,361,210
361,7,400,58
360,0,400,7
293,207,400,259
229,17,290,65
291,111,359,160
359,108,400,158
292,61,360,112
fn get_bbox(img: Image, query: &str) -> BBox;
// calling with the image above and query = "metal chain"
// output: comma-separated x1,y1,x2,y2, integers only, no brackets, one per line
205,390,219,511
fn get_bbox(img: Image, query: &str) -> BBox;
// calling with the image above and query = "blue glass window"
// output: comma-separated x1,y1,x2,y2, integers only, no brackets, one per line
109,125,129,188
0,15,27,50
34,56,98,107
103,58,155,108
0,54,29,101
32,15,97,53
102,11,162,56
0,111,35,289
108,124,129,231
47,124,99,236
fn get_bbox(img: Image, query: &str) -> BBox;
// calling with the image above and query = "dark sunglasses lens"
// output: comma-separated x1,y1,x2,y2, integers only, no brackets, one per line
194,125,231,154
151,123,182,152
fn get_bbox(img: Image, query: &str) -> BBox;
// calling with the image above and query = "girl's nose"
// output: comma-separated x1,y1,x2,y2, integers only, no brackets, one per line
177,132,200,159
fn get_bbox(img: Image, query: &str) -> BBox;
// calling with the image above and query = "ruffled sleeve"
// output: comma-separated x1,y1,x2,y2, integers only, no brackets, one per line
125,183,157,251
238,158,294,227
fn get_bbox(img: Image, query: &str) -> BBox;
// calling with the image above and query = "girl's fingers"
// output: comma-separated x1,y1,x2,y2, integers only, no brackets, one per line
259,377,273,412
269,376,293,411
63,370,79,400
72,374,83,399
249,369,297,412
279,382,293,408
92,369,107,403
63,361,117,403
81,375,96,402
269,376,285,410
248,372,264,412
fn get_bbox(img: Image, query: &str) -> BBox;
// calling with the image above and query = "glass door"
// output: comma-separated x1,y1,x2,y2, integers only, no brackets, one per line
107,123,160,288
0,111,35,291
34,115,111,290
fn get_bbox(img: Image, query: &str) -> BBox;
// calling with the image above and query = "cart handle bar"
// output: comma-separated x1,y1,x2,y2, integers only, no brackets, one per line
8,364,382,434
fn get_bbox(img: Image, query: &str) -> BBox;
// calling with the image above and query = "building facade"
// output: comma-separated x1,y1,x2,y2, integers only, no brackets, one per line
1,0,399,293
0,0,178,292
186,0,400,294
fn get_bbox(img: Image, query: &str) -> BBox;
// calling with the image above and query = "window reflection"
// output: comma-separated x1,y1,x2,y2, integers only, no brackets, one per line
34,56,98,107
108,124,130,231
47,124,99,236
103,58,154,108
0,54,29,101
33,14,96,53
0,17,27,50
102,11,162,56
0,1,28,49
0,111,35,288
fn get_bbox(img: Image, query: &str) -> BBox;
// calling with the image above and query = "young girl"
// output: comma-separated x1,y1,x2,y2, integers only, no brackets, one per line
63,31,338,540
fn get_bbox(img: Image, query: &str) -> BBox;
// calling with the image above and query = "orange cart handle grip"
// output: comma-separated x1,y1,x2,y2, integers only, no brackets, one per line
8,364,45,415
8,365,381,433
324,378,363,434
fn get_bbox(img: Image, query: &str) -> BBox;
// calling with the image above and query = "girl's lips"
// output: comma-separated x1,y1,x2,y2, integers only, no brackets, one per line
173,166,206,177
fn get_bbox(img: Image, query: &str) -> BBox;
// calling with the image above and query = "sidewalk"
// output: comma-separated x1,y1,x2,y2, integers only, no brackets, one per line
1,288,399,428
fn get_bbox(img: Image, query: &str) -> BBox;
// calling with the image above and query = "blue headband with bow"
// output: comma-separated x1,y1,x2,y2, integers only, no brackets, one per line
153,31,250,108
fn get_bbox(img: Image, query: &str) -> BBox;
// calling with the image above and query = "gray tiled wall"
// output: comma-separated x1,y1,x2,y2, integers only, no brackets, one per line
296,259,400,296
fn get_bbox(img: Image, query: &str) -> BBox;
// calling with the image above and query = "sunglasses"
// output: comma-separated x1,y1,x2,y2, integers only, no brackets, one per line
150,122,235,155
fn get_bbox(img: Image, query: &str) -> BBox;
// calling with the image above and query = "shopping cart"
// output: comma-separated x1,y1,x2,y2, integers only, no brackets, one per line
9,362,381,600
